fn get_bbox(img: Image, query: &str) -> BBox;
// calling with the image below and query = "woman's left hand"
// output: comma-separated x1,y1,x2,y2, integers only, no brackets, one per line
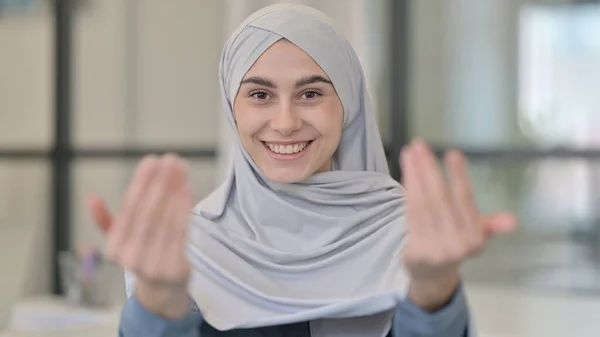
400,140,517,310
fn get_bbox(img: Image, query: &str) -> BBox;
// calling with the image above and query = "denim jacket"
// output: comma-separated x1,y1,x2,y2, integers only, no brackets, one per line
118,285,471,337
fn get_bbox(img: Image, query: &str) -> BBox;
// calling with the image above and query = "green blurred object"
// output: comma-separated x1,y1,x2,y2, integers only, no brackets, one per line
0,0,36,10
0,0,40,17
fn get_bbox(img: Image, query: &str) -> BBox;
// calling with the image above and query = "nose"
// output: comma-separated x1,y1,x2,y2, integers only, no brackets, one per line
269,104,302,136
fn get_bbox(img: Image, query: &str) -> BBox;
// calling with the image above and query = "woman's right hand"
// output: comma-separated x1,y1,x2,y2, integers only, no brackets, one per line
88,154,194,319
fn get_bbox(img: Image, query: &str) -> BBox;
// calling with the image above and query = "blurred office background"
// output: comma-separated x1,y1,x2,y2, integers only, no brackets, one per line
1,0,599,335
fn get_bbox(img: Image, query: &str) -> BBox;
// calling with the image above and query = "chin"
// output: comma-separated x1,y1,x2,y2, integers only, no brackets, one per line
262,168,311,184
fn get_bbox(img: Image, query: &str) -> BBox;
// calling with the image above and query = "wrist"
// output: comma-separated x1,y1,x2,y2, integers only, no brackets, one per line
135,280,190,320
408,271,461,312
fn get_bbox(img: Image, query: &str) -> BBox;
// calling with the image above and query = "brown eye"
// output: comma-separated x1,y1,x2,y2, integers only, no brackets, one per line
302,90,321,99
250,91,269,100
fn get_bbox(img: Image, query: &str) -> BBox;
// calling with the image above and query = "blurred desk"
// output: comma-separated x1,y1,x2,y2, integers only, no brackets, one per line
2,296,120,337
466,283,600,337
4,287,600,337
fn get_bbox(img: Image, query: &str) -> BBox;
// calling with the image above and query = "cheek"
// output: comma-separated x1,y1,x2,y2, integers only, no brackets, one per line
325,105,344,151
318,103,343,139
234,106,264,138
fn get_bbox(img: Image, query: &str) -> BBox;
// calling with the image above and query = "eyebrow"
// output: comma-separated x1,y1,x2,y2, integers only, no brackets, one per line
240,76,276,88
240,75,332,89
295,75,332,87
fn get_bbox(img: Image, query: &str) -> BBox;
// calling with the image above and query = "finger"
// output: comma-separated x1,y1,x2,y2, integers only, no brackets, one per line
118,155,180,276
142,185,192,285
173,187,193,252
107,155,159,258
445,150,488,257
122,155,161,211
400,146,431,238
483,212,518,237
162,186,193,284
410,140,459,233
445,150,479,230
411,141,470,263
129,155,189,255
141,154,189,231
87,196,113,234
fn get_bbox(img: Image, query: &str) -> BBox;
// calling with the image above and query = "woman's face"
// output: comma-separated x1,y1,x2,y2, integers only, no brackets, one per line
234,40,344,184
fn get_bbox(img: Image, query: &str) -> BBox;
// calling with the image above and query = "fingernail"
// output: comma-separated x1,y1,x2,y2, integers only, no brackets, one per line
411,139,425,151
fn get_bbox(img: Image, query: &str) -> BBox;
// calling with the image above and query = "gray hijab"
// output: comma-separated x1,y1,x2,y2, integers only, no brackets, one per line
128,4,408,337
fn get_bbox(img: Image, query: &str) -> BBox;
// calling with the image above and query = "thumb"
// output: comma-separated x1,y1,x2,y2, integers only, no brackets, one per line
87,195,114,234
483,212,518,237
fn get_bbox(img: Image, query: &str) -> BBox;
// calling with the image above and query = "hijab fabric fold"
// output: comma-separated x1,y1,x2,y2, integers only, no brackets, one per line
128,4,408,337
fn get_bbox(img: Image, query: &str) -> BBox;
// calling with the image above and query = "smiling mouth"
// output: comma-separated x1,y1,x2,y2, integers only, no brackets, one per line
263,141,314,155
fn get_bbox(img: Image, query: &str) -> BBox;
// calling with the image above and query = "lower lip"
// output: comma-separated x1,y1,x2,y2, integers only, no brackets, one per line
263,141,313,161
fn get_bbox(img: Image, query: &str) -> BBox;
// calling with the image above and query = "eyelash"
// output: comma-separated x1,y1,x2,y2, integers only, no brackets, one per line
249,89,322,100
249,90,270,100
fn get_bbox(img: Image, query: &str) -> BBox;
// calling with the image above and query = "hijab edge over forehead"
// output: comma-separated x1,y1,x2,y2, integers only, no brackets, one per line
220,3,355,123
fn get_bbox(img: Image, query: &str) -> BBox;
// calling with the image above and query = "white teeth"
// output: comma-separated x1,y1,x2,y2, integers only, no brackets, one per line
266,142,308,154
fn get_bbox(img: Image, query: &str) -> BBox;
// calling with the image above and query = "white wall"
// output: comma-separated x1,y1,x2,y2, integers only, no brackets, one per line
1,0,225,296
0,8,54,295
71,0,224,257
409,0,530,147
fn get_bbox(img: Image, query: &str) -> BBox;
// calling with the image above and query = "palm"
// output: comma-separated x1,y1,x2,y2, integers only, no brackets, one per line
399,140,517,280
87,154,193,286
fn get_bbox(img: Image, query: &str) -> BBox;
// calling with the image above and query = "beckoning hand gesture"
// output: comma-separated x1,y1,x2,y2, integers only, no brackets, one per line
400,140,517,310
88,154,194,319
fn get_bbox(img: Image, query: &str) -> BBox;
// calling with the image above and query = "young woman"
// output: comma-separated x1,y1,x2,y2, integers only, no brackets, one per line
89,4,516,337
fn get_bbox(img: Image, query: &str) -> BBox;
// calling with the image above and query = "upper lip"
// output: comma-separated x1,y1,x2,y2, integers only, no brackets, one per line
262,140,313,145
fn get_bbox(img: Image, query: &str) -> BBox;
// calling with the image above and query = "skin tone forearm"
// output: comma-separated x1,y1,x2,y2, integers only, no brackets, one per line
408,272,461,312
135,281,191,320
